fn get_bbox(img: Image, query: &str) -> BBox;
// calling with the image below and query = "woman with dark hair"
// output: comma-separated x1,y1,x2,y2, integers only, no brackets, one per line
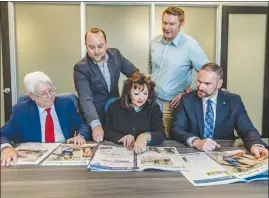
104,72,165,154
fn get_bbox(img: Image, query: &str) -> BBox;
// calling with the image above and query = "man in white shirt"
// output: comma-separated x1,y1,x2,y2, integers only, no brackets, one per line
171,63,268,158
1,71,89,166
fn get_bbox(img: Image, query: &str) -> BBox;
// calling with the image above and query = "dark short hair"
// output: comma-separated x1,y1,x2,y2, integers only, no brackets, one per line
200,63,223,79
85,27,107,43
120,72,156,109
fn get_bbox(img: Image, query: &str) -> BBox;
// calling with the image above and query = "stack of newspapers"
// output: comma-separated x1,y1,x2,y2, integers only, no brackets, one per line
11,143,268,186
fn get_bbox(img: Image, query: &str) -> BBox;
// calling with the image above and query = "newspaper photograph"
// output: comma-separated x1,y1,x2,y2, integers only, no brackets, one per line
42,144,97,166
89,145,136,171
13,142,61,165
147,147,179,155
208,149,268,179
137,147,188,171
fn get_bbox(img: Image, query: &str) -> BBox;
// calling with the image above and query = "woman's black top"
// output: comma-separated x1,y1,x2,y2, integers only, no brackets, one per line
104,99,165,145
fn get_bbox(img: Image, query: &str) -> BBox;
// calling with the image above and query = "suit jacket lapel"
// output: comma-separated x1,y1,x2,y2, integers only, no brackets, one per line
194,95,204,138
86,54,109,93
214,90,229,138
107,52,116,93
54,98,68,139
29,101,42,142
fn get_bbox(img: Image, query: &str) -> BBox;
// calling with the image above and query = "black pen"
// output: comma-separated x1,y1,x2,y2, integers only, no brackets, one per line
182,157,188,163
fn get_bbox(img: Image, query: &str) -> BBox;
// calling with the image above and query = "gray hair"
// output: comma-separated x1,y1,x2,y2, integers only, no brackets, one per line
24,71,52,94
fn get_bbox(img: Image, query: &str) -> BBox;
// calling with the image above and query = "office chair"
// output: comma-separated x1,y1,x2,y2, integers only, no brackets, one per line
104,97,119,112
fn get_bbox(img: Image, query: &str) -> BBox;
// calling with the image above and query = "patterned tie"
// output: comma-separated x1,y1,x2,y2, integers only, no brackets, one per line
204,99,214,139
45,108,55,142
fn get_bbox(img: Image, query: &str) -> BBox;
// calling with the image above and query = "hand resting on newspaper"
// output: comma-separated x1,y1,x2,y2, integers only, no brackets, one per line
1,147,26,167
192,138,221,152
67,135,86,146
250,145,268,158
118,133,151,154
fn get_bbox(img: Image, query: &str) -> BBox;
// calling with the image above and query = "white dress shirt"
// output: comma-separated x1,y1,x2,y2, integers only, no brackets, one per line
187,91,218,147
38,104,65,143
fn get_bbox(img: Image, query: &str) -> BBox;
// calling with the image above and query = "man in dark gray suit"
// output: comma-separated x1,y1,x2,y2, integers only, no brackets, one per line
74,28,138,142
171,63,268,158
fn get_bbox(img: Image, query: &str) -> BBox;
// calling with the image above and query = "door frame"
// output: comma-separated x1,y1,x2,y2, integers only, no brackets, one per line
0,2,12,122
221,6,268,137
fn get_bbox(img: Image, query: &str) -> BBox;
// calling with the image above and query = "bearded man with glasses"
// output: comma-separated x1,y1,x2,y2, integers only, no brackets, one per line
0,71,89,167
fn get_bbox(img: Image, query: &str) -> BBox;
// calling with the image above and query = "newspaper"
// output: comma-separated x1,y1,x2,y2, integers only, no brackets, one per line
42,144,97,166
89,145,136,171
208,149,268,180
181,150,268,187
12,142,61,165
180,152,240,186
88,145,188,172
137,147,188,171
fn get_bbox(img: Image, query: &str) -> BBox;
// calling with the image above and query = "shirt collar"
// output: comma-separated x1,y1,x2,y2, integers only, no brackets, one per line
160,31,183,46
135,106,143,113
37,104,55,115
202,89,218,106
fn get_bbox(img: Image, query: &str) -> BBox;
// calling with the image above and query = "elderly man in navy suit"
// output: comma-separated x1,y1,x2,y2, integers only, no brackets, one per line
171,63,268,158
1,71,89,166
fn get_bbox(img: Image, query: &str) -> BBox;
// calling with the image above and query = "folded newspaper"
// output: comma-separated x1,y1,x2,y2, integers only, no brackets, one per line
12,142,61,165
88,145,188,171
180,150,268,186
42,144,97,166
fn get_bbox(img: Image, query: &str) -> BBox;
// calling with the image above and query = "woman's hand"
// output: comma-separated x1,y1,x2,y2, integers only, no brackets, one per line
119,135,135,149
134,133,151,154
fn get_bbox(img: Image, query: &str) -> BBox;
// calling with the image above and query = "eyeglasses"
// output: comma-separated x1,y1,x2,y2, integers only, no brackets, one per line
34,86,56,99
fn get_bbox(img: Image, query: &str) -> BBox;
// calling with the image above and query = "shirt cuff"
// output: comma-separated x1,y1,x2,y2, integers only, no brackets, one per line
1,143,12,151
90,119,102,129
145,132,151,145
186,136,200,147
250,144,265,151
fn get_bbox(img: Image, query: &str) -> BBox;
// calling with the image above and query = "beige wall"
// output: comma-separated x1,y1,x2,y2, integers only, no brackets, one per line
227,14,267,134
86,5,150,91
15,4,81,96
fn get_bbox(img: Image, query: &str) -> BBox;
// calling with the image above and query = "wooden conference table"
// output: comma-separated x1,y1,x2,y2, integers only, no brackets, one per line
1,139,268,198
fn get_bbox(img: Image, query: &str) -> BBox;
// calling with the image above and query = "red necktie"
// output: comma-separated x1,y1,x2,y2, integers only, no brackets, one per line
45,108,55,142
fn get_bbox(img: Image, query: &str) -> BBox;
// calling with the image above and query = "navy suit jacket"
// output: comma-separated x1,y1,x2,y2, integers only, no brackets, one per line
171,90,267,151
0,97,89,145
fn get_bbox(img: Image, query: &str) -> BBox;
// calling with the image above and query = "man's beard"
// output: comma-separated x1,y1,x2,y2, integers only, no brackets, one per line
198,89,213,98
92,55,105,63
